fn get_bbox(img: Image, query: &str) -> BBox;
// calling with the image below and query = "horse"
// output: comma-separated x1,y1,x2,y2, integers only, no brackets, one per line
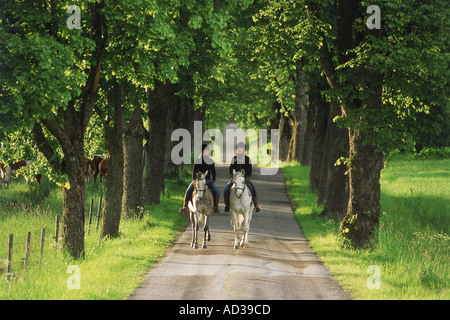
229,169,254,249
188,170,214,249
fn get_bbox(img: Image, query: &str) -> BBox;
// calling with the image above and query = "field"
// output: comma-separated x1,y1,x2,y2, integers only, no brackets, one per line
1,158,448,299
0,170,190,299
283,158,449,299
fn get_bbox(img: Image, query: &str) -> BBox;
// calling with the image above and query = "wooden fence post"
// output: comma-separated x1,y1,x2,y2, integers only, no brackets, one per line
24,232,31,270
88,198,94,236
54,215,59,244
40,228,45,261
96,196,103,231
7,234,13,282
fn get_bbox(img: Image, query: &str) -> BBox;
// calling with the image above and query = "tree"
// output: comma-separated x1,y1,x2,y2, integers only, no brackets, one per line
99,80,124,238
122,87,146,219
1,0,107,258
306,0,449,247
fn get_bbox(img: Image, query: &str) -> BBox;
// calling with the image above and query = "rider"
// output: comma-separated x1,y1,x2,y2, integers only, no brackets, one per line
223,142,262,213
179,144,220,213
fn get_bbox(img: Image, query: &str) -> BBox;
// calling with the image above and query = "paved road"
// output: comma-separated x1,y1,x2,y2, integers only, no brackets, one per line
130,166,348,300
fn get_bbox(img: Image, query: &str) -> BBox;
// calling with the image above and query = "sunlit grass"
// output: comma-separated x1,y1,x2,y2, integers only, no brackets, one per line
282,158,449,300
0,170,190,299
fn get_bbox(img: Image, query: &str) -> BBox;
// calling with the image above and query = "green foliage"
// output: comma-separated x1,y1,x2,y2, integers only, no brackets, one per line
331,0,449,150
0,1,97,119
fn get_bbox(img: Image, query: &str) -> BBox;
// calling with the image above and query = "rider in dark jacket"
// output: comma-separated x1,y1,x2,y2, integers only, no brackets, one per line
223,142,261,213
179,144,220,213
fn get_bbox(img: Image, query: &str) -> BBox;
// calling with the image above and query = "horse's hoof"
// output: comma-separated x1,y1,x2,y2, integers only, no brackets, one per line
193,243,198,249
240,243,248,248
234,244,239,249
202,243,207,249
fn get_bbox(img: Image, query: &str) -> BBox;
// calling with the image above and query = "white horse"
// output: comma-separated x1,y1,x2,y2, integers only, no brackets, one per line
229,169,254,249
188,171,214,249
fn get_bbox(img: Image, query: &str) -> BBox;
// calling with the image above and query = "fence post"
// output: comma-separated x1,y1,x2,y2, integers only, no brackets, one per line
6,234,13,282
40,228,45,261
88,198,94,236
54,215,59,244
24,232,31,270
96,196,102,231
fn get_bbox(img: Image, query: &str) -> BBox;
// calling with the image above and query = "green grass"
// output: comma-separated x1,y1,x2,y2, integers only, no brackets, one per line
282,158,449,300
0,170,190,299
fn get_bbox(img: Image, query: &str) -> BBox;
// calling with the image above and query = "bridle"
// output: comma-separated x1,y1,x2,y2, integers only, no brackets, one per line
195,177,211,200
233,177,246,198
195,177,207,193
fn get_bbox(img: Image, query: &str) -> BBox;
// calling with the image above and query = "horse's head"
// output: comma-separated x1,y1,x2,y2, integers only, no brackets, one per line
195,170,208,200
232,169,246,199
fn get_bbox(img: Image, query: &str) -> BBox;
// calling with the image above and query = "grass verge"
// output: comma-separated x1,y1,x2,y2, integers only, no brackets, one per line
0,169,190,299
282,159,449,300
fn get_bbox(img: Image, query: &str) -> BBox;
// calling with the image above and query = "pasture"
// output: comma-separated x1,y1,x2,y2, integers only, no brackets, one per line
0,170,190,299
1,156,447,299
283,157,449,300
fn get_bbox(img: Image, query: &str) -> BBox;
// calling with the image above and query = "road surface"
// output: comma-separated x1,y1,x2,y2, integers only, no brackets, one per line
130,166,348,300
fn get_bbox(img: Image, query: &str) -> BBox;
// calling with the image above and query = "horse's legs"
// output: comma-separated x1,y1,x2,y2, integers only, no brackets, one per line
240,211,251,248
207,215,211,242
190,211,198,249
190,211,194,247
202,215,209,249
232,212,240,249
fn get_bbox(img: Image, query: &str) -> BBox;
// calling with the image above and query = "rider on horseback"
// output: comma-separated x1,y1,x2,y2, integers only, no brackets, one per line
179,144,220,213
223,142,262,213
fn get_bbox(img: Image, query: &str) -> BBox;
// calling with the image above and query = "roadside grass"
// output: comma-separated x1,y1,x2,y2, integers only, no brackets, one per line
282,158,449,300
0,169,190,299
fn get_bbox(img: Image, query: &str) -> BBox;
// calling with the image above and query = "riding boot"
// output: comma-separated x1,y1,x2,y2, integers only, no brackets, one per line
253,193,262,213
224,190,230,213
213,193,220,213
179,194,188,213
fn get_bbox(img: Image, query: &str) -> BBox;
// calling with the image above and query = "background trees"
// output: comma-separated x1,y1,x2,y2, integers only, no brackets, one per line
1,0,448,258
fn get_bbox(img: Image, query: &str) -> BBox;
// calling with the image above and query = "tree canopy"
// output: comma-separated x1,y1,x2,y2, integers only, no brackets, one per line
1,0,448,256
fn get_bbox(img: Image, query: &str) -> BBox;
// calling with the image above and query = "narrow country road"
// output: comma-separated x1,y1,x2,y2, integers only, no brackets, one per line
130,166,348,300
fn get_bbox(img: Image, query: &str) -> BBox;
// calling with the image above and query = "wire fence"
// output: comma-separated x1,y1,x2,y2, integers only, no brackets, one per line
1,196,103,283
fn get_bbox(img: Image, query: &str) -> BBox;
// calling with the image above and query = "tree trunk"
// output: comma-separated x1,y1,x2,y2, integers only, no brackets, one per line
278,105,291,162
339,129,383,247
309,86,329,192
339,75,384,248
143,80,173,205
317,101,339,204
288,118,300,162
291,62,309,162
101,81,124,238
321,114,349,220
122,93,144,219
61,143,86,259
42,112,88,259
300,98,316,166
164,95,179,179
